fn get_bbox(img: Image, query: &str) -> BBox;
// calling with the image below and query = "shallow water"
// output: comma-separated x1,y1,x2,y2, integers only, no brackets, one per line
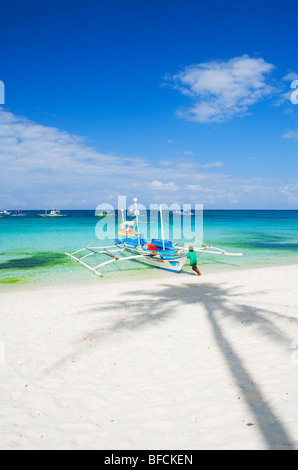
0,210,297,288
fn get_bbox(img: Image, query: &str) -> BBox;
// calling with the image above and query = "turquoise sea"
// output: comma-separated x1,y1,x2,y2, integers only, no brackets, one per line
0,210,298,288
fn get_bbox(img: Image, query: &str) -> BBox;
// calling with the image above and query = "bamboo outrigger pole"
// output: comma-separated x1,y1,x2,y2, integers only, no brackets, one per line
159,204,165,251
133,197,141,246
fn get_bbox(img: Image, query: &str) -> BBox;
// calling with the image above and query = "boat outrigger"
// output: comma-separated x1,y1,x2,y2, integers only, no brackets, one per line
66,198,242,277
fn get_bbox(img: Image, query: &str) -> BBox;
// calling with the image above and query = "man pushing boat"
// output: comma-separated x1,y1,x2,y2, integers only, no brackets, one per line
187,246,202,276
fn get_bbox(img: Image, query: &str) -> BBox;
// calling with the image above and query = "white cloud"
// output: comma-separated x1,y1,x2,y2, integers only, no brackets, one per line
280,183,298,192
0,108,297,209
165,55,275,122
199,161,224,168
269,72,298,107
186,184,222,193
0,108,153,207
149,180,180,191
282,72,298,81
280,183,298,202
282,131,298,140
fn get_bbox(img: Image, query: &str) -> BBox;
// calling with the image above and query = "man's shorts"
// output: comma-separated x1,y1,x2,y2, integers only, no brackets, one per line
191,263,197,271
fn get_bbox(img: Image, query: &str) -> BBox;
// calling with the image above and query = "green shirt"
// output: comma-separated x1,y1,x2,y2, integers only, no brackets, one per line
187,251,197,265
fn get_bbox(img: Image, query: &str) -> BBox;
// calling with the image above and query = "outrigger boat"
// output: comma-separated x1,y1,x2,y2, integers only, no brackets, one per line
37,209,67,218
66,198,242,277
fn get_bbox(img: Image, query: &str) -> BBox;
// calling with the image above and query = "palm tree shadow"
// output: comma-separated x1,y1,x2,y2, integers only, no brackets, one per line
207,306,293,450
139,282,296,449
47,279,297,449
113,282,297,449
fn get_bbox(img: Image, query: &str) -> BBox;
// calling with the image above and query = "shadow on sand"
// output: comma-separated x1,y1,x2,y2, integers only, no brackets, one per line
47,277,298,449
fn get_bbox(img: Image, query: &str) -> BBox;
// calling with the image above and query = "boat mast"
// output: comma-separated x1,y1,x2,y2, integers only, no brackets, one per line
133,198,141,246
160,204,165,250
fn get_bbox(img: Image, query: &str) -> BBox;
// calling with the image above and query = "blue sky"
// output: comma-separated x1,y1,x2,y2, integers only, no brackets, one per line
0,0,298,209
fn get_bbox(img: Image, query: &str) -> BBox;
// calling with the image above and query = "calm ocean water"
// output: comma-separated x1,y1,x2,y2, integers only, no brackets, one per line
0,210,297,287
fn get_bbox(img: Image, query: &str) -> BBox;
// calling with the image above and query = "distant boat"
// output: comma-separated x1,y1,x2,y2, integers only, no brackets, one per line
95,211,113,218
0,210,11,216
173,210,192,216
37,209,67,218
11,210,26,217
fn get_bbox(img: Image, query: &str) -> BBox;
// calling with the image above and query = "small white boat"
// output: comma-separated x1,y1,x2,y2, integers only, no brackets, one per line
0,210,11,216
37,209,67,218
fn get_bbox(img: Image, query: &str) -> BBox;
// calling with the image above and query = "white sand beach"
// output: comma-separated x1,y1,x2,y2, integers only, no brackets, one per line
1,264,298,450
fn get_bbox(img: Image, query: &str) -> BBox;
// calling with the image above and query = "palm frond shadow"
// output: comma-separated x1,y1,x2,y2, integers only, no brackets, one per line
48,280,297,449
